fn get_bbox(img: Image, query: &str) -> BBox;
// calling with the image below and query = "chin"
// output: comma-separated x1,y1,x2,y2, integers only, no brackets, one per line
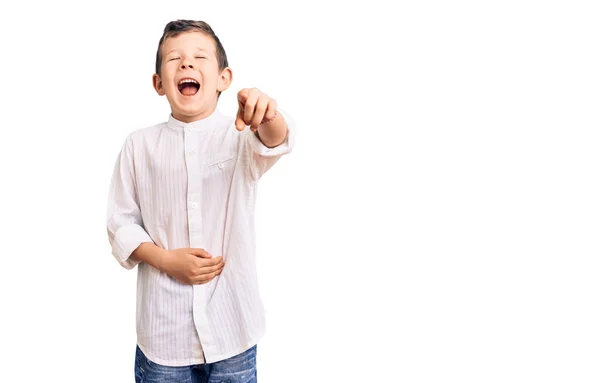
178,106,202,115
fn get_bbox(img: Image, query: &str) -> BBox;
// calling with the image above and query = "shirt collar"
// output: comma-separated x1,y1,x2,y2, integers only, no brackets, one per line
166,108,225,131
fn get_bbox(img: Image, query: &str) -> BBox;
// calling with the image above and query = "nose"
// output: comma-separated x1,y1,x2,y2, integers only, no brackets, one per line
180,58,194,70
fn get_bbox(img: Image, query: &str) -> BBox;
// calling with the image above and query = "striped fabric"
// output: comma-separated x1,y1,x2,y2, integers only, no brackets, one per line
106,108,295,366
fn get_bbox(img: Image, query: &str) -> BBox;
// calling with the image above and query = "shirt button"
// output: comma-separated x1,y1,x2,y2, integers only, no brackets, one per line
188,150,196,156
185,127,191,132
218,163,224,169
191,202,198,209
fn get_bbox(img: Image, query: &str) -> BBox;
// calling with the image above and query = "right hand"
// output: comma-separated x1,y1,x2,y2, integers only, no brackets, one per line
161,248,224,285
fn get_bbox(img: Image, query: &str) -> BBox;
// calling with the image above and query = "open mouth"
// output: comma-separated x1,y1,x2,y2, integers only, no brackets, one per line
178,78,200,96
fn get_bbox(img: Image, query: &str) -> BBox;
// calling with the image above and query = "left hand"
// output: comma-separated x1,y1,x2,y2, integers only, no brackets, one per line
235,88,278,132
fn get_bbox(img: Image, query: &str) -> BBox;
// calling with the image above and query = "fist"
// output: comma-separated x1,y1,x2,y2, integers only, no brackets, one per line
235,88,278,132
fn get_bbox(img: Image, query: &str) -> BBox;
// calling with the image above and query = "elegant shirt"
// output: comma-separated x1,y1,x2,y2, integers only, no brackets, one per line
106,108,295,366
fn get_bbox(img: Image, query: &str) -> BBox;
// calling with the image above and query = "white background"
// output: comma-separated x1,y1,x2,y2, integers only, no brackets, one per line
0,0,598,382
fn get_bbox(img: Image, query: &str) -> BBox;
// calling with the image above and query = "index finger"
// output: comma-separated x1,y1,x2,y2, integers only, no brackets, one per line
235,107,246,131
198,255,223,266
188,248,212,258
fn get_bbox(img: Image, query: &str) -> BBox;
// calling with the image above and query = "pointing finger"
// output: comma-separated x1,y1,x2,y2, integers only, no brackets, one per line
235,106,246,131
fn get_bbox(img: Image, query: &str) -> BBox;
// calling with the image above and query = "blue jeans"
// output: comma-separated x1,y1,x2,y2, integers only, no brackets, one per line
135,345,257,383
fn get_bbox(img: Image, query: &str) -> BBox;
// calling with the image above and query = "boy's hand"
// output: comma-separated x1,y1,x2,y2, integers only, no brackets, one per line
235,88,278,132
161,248,224,285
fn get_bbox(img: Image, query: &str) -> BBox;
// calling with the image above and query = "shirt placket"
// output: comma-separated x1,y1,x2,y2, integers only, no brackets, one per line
183,125,214,361
184,126,204,249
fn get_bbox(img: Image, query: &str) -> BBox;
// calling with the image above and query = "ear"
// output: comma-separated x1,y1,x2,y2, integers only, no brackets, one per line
152,73,165,96
217,67,233,93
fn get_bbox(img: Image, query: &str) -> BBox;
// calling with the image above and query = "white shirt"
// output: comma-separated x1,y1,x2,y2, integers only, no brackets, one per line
106,108,295,366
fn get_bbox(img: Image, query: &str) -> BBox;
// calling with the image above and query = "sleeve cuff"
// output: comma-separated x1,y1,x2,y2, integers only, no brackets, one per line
112,224,153,270
245,108,296,157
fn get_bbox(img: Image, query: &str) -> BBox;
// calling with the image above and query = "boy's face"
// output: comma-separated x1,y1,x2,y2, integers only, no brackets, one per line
153,31,232,123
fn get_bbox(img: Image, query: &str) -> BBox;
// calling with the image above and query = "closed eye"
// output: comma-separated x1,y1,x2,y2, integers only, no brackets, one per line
195,57,207,59
168,57,180,61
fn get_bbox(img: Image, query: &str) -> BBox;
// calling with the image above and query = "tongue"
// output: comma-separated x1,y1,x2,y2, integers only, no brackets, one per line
181,84,198,96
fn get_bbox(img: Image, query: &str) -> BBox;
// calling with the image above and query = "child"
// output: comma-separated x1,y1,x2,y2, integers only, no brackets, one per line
106,19,295,382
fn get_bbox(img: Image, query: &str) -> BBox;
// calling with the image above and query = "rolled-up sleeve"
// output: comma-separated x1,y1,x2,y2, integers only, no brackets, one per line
106,135,153,270
243,108,296,180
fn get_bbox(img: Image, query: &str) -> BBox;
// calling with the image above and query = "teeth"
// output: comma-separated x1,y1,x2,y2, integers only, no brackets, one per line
178,78,198,85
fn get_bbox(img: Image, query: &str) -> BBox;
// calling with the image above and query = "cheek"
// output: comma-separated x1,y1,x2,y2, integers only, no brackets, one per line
200,69,220,87
202,78,220,91
163,80,179,94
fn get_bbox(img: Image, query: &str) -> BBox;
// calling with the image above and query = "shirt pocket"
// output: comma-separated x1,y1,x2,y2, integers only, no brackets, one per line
204,154,236,179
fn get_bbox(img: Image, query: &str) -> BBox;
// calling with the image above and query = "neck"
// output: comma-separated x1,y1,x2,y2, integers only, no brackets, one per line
172,105,217,123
